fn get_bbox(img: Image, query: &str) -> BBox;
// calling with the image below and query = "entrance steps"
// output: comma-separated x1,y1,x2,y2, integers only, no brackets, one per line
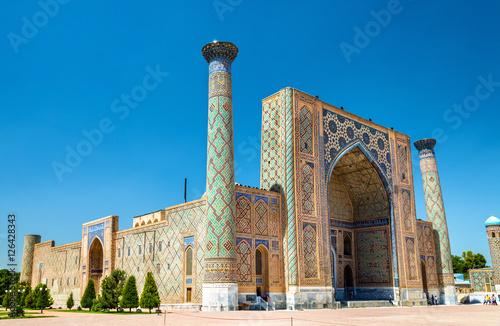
340,299,427,308
341,300,395,308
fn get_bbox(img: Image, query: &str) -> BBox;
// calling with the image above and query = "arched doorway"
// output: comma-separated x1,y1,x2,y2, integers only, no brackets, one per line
344,265,354,299
88,238,103,293
421,260,428,300
328,144,392,300
255,246,269,298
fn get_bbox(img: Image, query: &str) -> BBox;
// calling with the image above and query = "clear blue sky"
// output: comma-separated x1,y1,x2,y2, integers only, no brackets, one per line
1,1,499,269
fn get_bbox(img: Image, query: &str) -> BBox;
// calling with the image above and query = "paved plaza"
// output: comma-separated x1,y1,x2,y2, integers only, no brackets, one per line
5,305,500,326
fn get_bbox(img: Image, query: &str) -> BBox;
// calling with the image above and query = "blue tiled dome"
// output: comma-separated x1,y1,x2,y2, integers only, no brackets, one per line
485,215,500,226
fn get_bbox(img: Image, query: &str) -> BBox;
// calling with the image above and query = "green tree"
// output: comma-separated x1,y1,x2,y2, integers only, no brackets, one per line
100,276,119,310
2,291,9,310
81,279,96,310
34,284,53,313
66,291,75,310
91,296,102,312
462,251,487,271
139,272,160,313
452,255,465,273
20,285,31,307
0,269,20,296
111,269,127,299
24,291,35,309
120,275,139,312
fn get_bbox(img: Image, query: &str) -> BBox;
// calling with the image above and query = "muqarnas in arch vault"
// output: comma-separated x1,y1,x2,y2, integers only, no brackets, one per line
21,42,457,310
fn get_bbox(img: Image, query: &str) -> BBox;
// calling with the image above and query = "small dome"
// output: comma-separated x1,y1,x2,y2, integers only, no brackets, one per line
485,215,500,226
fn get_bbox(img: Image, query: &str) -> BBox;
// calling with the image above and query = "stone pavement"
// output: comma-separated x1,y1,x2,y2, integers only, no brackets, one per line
6,305,500,325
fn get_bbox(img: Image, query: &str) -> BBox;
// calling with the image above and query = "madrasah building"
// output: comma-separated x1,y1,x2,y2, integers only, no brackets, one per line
20,41,458,310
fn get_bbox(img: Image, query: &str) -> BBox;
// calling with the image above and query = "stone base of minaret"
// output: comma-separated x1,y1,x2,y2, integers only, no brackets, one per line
202,283,238,311
440,285,458,305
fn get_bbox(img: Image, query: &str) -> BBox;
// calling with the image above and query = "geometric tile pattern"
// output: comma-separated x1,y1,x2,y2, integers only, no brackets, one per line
425,256,438,286
260,97,281,191
117,201,207,304
235,196,251,234
255,200,269,236
301,164,315,215
303,223,318,278
269,209,279,237
205,51,237,283
405,237,417,280
31,241,82,306
282,88,298,285
299,106,313,155
236,240,252,282
401,190,412,231
470,269,495,292
323,109,392,186
487,225,500,284
397,143,408,183
355,229,391,285
415,139,454,286
417,222,439,288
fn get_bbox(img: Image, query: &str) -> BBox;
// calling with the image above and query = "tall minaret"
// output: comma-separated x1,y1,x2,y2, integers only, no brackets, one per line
485,215,500,290
414,139,457,305
201,41,238,311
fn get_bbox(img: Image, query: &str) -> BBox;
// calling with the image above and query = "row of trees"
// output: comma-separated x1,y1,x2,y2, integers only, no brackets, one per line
79,270,160,313
452,251,488,279
2,281,53,313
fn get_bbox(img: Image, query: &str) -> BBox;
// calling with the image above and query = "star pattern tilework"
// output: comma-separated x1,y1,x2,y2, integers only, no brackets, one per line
323,110,392,186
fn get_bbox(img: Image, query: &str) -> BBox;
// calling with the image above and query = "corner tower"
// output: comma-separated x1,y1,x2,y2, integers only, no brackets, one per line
20,234,41,283
201,41,238,311
485,215,500,290
414,138,457,305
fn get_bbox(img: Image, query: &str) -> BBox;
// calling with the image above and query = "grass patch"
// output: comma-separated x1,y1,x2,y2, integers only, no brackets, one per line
0,315,56,319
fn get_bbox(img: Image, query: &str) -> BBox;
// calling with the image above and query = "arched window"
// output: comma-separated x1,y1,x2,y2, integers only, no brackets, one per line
185,247,193,276
299,106,313,154
343,235,352,256
256,249,262,276
493,232,496,238
135,223,139,227
141,221,145,226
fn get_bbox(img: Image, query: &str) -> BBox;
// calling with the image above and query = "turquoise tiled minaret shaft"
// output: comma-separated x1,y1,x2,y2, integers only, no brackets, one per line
414,139,457,305
201,41,239,310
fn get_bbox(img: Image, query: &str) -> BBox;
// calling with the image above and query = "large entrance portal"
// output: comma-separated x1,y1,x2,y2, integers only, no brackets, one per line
328,145,393,300
88,238,103,293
